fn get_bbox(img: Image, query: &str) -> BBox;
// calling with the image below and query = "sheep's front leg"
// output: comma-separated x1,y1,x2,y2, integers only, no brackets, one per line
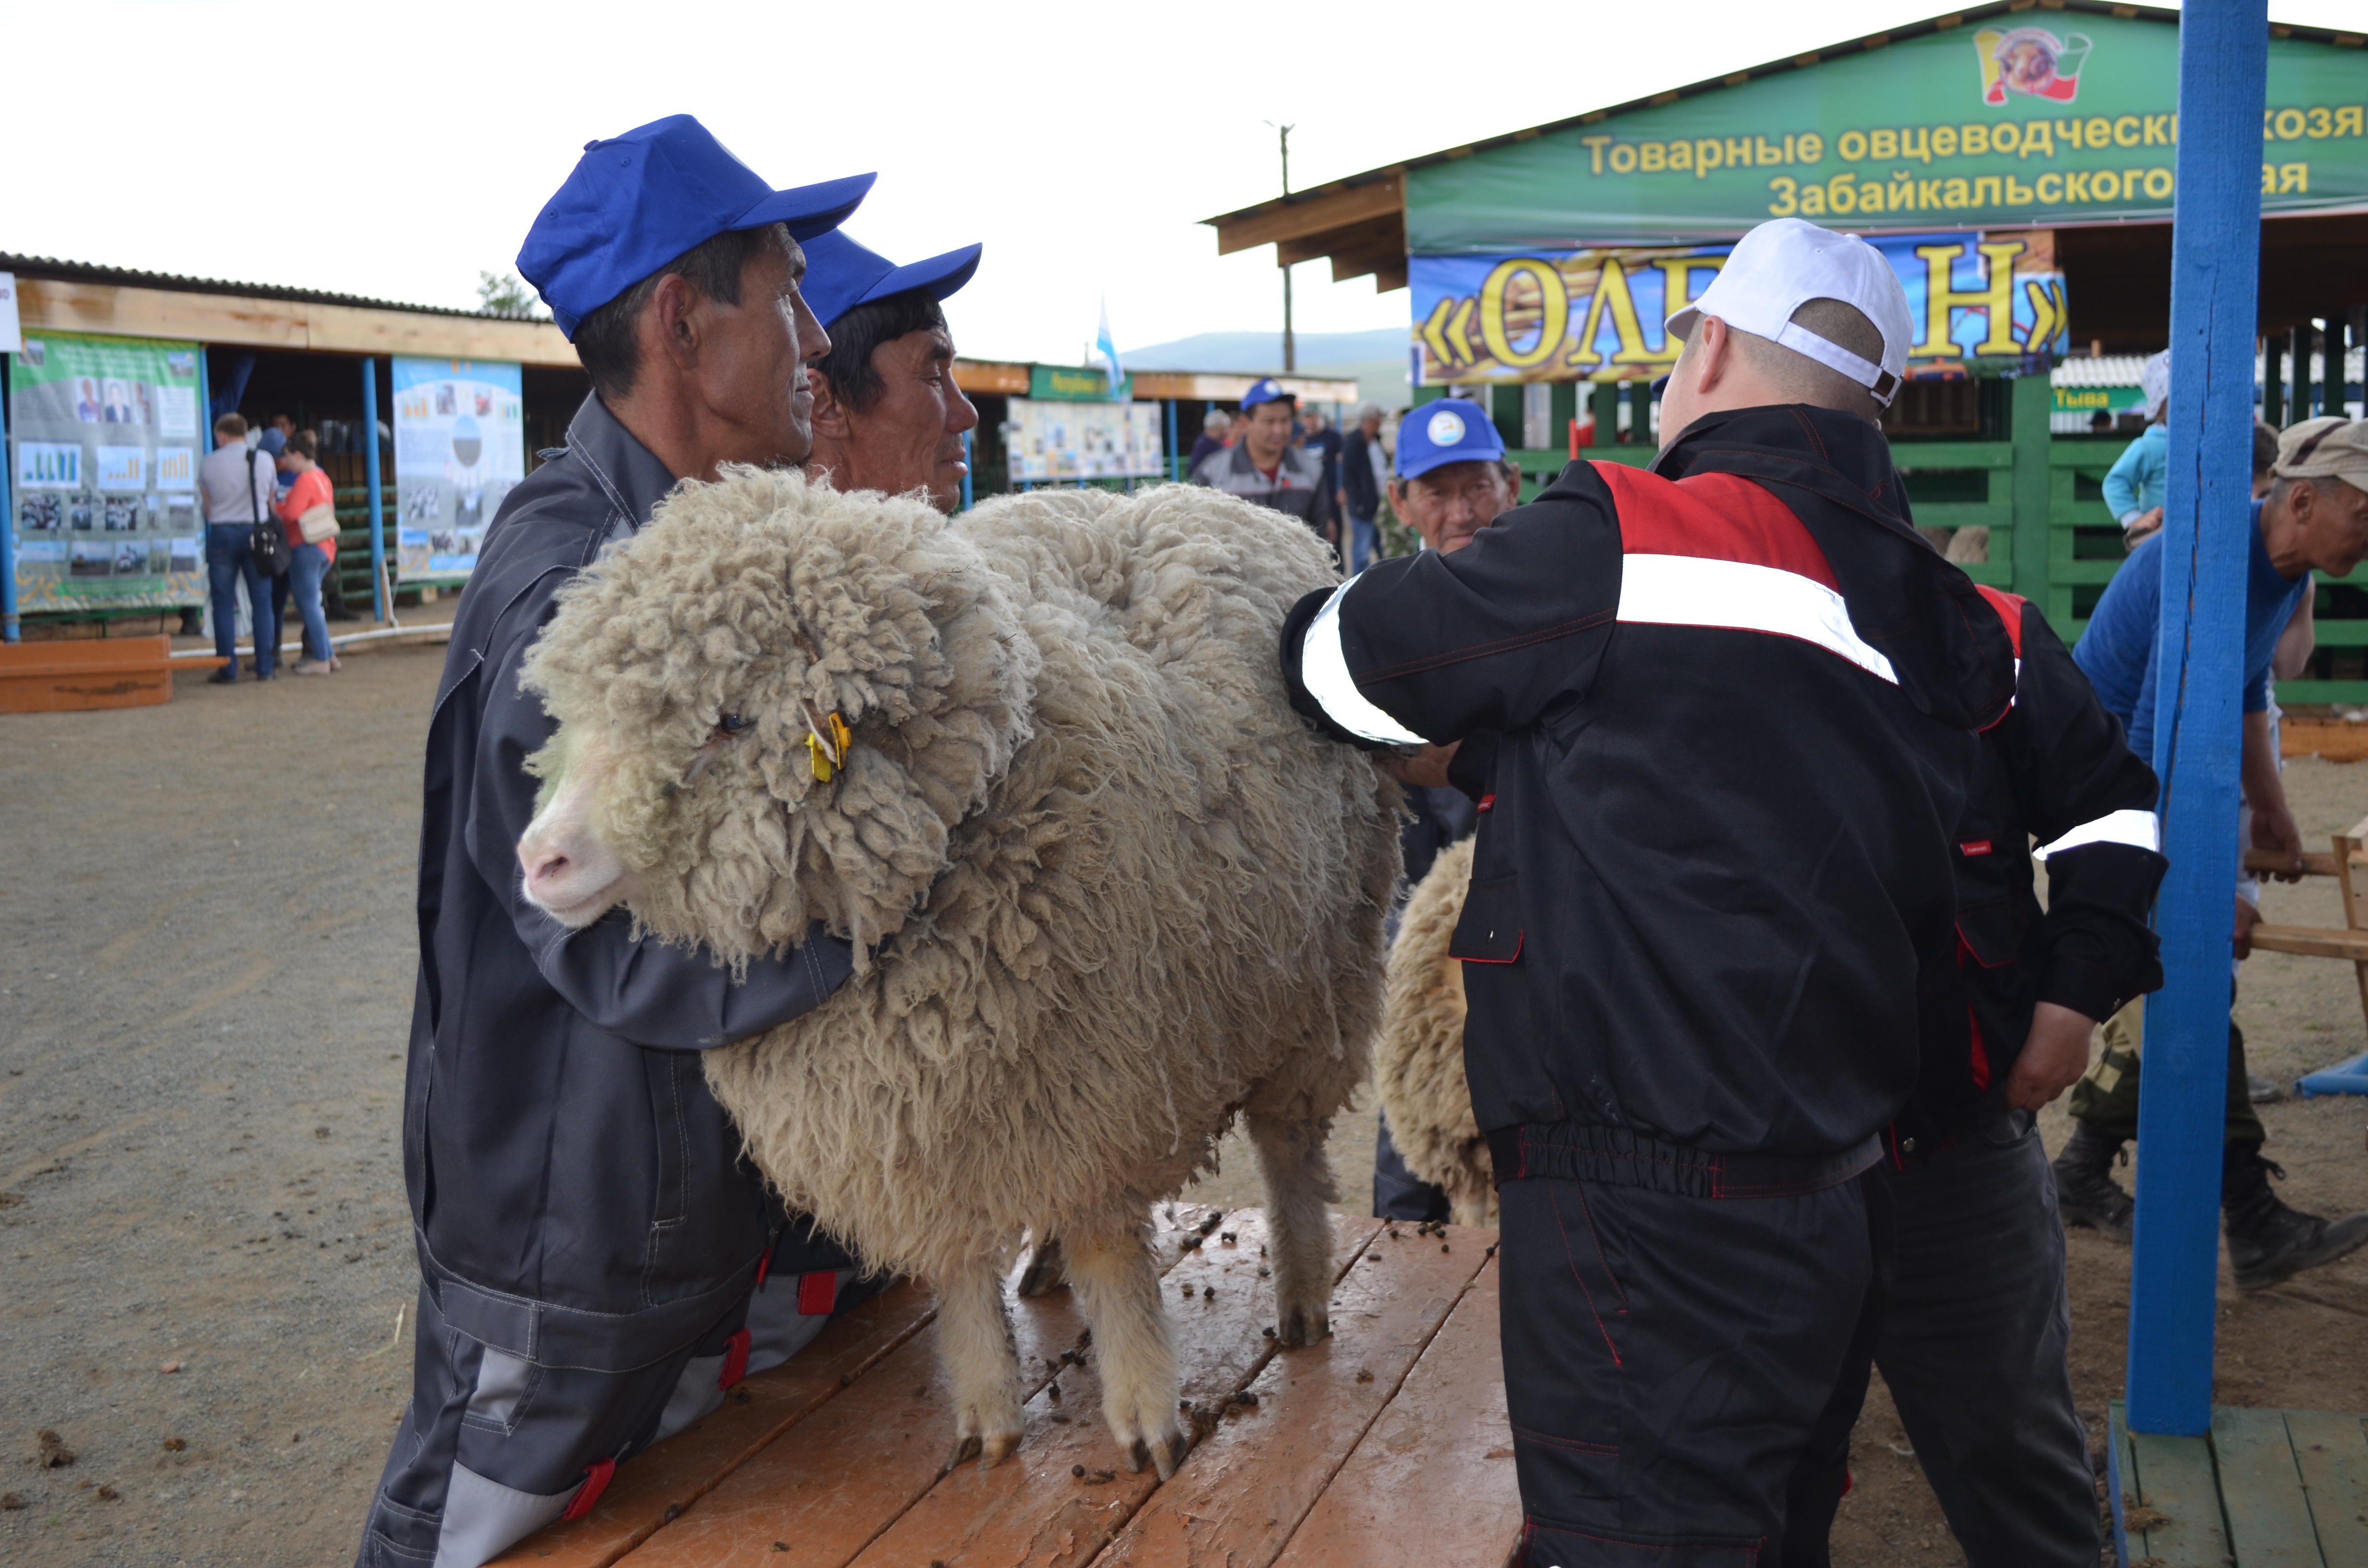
1014,1233,1067,1297
1065,1229,1187,1479
934,1259,1025,1470
1246,1111,1339,1347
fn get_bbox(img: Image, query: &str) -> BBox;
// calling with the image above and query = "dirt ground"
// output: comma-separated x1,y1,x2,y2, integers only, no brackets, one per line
3,645,2366,1565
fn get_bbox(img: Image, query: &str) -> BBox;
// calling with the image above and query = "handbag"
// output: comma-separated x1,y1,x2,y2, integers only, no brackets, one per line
247,449,290,577
295,501,339,545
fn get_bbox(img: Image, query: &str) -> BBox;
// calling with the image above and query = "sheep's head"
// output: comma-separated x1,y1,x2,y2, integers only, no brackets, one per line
515,466,1039,961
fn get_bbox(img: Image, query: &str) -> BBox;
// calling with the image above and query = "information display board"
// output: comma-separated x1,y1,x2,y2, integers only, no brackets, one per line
1006,398,1164,482
392,356,524,584
7,331,205,612
1410,228,2067,385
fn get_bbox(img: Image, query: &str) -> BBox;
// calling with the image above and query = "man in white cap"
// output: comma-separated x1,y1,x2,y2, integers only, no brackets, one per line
2107,349,2172,549
1279,217,2016,1563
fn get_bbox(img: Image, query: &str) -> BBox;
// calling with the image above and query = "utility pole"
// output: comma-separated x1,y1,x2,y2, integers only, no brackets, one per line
1268,121,1297,372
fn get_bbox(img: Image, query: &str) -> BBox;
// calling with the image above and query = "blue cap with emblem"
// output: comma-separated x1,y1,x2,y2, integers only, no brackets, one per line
799,231,983,331
1395,398,1504,479
517,114,876,340
1239,377,1293,409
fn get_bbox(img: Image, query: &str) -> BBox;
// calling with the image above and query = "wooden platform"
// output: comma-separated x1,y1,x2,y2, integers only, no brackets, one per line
0,633,176,712
495,1208,1518,1568
2109,1400,2368,1566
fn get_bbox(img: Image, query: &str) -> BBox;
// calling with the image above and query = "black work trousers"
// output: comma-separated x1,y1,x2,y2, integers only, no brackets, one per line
1782,1112,2096,1568
1497,1165,1884,1567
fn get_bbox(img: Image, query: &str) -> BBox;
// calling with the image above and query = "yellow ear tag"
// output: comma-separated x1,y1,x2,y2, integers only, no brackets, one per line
807,711,852,783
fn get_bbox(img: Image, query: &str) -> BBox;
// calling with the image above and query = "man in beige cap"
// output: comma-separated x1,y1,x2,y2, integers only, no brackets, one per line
2057,414,2368,1288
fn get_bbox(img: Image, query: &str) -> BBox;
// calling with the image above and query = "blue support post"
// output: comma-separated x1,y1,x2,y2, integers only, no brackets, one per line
2124,0,2269,1439
960,429,973,512
0,351,16,643
362,358,386,623
1165,398,1179,482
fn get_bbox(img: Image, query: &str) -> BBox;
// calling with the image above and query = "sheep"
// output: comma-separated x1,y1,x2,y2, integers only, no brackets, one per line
512,470,1401,1479
1375,837,1496,1227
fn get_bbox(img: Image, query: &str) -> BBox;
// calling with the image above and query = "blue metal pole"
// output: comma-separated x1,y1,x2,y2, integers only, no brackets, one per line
362,358,386,623
2125,0,2269,1439
0,351,16,643
1165,397,1179,482
960,428,973,512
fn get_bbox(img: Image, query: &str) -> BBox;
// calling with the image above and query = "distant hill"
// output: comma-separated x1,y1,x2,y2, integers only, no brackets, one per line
1122,329,1411,409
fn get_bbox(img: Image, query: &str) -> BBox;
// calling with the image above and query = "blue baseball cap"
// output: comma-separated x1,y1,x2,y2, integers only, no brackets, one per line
800,230,983,330
1396,398,1504,479
518,114,875,339
1239,377,1293,409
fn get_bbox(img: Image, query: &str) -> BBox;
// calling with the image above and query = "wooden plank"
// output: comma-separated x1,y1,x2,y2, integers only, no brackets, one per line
2248,925,2368,962
1089,1220,1489,1568
2213,1406,2326,1567
2245,848,2351,878
842,1210,1376,1568
488,1282,939,1568
1210,179,1402,257
304,300,574,365
2125,1417,2233,1568
1269,1250,1519,1568
0,634,174,712
609,1210,1220,1568
2284,1410,2368,1568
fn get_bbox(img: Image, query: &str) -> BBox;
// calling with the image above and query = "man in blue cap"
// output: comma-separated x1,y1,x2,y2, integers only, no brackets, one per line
798,230,983,513
361,116,876,1566
1189,377,1337,545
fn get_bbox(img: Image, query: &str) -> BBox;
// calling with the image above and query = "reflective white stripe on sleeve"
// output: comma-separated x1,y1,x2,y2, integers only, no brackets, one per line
2033,808,2162,860
1300,579,1427,746
1616,554,1898,685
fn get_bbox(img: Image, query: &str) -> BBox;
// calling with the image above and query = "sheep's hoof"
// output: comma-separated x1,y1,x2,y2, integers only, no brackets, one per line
978,1430,1023,1469
1275,1309,1331,1348
1125,1437,1150,1474
1152,1427,1188,1481
946,1433,983,1472
1016,1237,1068,1298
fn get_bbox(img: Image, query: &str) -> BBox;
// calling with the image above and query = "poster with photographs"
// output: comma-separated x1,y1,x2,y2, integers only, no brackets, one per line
392,356,523,584
7,331,205,612
1005,399,1164,482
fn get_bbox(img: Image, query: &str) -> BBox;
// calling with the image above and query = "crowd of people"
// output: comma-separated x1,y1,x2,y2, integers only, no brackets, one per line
350,108,2368,1568
197,412,352,681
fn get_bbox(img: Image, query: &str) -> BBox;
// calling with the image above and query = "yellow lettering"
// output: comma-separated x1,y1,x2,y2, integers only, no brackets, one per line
2114,115,2142,147
1933,125,1959,158
2091,169,2121,201
2019,121,2054,158
2036,172,2064,202
2125,168,2146,198
1828,172,1859,213
2275,107,2306,141
2338,106,2364,137
1669,140,1693,172
1973,175,2003,207
1726,136,1753,170
1480,259,1571,371
1565,259,1659,370
2143,166,2174,200
1419,297,1469,368
1916,239,2026,357
1871,128,1899,159
1902,125,1930,163
1917,177,1943,208
1758,135,1788,166
1640,141,1666,173
1799,182,1827,215
2005,175,2036,205
2263,108,2277,142
2055,118,2085,150
1581,135,1613,175
2066,171,2092,201
1784,133,1798,163
2143,114,2172,146
1610,143,1639,174
1796,131,1825,163
1766,174,1799,215
1943,177,1970,209
2262,163,2278,193
2280,161,2309,193
1838,130,1868,162
1992,122,2021,155
2087,116,2113,147
2024,278,2067,351
1695,138,1725,177
1963,124,1991,157
2307,106,2332,139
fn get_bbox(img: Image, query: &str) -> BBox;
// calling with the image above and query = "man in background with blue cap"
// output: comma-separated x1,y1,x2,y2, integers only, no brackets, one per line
798,230,982,513
1189,377,1337,546
364,116,876,1566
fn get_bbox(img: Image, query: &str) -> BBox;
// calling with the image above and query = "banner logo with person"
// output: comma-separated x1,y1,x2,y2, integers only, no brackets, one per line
1977,27,2093,106
391,357,524,585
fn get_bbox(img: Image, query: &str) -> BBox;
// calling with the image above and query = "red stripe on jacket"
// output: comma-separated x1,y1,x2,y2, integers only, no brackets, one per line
1592,463,1841,588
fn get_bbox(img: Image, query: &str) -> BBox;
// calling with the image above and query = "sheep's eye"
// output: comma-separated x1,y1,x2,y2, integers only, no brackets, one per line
718,713,749,734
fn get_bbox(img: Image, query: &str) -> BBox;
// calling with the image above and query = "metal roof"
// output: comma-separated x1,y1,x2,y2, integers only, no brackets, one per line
0,252,531,322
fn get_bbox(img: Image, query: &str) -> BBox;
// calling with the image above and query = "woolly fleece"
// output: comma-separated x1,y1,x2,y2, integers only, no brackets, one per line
1375,836,1495,1226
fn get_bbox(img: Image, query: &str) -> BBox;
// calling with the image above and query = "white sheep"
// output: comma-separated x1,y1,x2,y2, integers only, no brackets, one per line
513,471,1400,1478
1375,837,1496,1226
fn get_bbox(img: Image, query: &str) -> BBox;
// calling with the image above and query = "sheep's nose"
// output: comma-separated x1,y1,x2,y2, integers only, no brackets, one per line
519,839,572,904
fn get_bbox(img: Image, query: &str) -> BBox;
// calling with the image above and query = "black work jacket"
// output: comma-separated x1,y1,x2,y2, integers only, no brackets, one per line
406,392,854,1366
1894,588,2165,1161
1283,404,2015,1164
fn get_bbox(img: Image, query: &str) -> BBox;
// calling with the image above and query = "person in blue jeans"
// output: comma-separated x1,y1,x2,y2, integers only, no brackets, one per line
270,429,340,673
196,412,280,683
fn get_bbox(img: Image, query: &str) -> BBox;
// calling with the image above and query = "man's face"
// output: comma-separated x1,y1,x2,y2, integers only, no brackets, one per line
2293,477,2368,576
816,325,980,513
1241,401,1295,462
1390,460,1517,553
1361,413,1383,437
699,237,830,467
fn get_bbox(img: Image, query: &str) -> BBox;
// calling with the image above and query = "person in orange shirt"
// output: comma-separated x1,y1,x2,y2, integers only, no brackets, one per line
273,429,340,674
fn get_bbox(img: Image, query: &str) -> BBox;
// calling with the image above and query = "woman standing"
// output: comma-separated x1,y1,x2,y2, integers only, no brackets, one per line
274,429,340,674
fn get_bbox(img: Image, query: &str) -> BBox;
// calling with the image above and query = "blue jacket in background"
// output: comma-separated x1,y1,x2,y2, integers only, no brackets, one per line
2071,501,2311,763
2101,423,2169,524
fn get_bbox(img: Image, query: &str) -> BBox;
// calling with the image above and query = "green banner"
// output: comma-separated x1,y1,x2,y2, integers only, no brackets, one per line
9,331,207,613
1406,14,2368,250
1030,364,1132,402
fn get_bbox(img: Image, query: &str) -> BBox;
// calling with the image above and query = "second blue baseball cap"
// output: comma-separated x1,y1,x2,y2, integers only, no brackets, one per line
800,231,983,330
518,114,875,339
1396,398,1505,479
1239,377,1293,409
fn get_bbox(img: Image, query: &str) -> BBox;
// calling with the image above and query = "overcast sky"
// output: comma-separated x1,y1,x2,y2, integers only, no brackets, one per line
4,0,2353,367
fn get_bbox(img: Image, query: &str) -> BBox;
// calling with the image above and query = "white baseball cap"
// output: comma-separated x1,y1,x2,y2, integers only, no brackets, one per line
1666,218,1914,407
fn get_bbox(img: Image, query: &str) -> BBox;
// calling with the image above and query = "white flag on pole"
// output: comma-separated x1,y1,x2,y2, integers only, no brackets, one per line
1094,294,1123,397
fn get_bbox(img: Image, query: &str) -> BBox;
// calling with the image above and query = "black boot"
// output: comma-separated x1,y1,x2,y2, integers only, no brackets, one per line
2052,1119,2135,1241
2222,1144,2368,1289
